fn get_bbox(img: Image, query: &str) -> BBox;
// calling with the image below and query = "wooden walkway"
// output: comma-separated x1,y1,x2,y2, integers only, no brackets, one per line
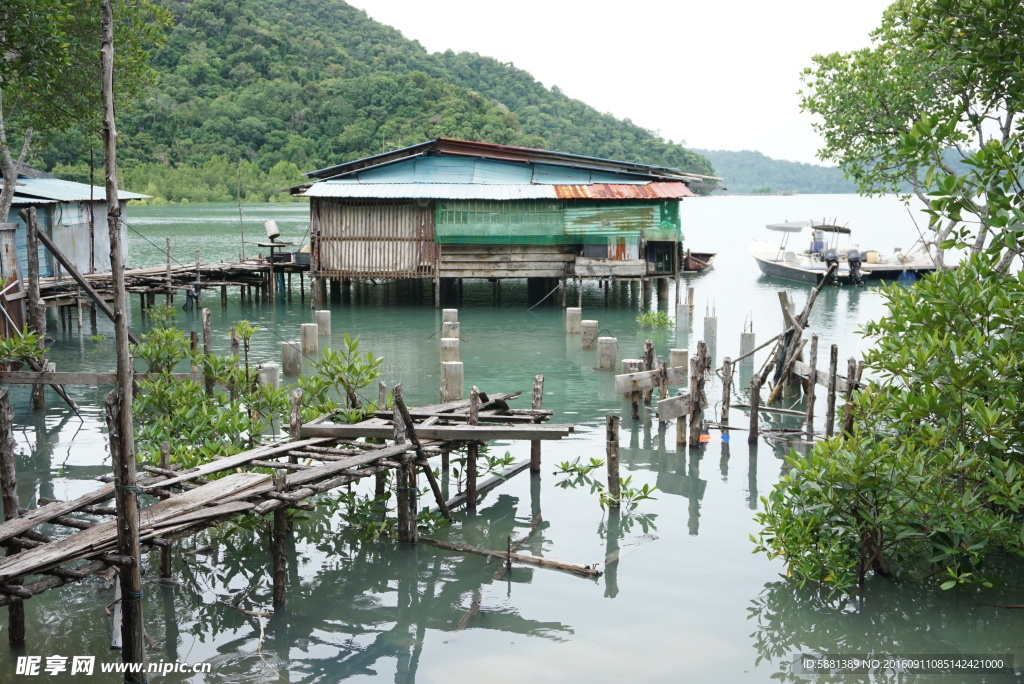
0,391,572,606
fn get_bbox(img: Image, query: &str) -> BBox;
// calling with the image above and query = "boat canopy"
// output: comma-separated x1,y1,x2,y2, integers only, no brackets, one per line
766,221,811,232
811,223,852,234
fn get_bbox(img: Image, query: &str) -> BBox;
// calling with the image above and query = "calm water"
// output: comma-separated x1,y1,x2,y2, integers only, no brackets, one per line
2,195,1021,683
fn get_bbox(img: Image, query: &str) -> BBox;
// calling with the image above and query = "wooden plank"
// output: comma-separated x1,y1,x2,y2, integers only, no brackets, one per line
657,393,693,421
573,258,646,277
142,437,332,490
420,537,601,577
437,268,567,279
0,473,267,582
407,391,522,415
441,251,575,263
0,371,202,386
792,361,862,392
0,485,115,545
372,410,539,424
300,423,573,441
614,366,688,394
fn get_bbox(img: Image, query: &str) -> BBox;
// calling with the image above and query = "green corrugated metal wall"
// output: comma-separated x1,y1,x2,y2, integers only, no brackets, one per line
434,199,681,245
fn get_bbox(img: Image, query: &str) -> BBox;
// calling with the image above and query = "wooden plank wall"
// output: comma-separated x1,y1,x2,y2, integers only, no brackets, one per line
439,245,575,279
313,199,437,279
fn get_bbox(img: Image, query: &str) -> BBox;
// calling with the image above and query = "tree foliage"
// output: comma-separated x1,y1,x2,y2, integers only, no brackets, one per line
0,0,169,217
800,0,1024,266
31,0,715,202
755,255,1024,596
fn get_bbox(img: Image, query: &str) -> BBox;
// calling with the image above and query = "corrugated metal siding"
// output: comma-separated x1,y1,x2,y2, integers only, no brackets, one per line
554,182,694,199
12,178,148,202
313,199,436,279
436,200,564,244
305,183,558,200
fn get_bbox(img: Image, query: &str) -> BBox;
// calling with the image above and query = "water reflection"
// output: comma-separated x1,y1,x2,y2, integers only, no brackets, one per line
749,576,1024,683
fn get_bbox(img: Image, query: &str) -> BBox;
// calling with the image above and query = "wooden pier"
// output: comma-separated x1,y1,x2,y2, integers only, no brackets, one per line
0,388,574,614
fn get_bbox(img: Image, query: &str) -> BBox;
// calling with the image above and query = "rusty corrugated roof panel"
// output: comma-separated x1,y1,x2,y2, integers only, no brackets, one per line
553,182,695,200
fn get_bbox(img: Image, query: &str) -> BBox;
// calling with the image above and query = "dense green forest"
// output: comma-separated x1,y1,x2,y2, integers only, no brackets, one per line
693,149,858,194
32,0,722,202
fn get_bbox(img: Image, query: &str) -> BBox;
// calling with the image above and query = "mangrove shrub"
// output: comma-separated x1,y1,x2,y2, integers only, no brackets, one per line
754,255,1024,595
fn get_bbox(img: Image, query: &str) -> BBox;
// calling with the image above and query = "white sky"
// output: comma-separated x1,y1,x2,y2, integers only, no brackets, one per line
346,0,894,166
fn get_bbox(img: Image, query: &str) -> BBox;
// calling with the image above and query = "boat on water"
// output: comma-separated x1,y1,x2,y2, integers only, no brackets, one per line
681,248,716,274
750,220,937,285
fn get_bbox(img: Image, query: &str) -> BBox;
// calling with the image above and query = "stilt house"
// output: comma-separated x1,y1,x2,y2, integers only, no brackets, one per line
299,139,712,303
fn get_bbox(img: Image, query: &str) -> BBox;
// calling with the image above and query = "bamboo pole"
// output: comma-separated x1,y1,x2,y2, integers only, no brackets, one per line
202,308,213,397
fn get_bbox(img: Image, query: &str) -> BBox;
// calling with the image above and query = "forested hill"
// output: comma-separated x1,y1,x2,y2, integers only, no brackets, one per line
693,150,857,194
36,0,714,202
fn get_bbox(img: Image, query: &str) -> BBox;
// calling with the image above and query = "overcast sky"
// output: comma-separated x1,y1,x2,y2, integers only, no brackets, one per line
346,0,896,166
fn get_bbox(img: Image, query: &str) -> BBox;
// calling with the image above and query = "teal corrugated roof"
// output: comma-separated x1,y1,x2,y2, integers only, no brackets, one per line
11,177,149,202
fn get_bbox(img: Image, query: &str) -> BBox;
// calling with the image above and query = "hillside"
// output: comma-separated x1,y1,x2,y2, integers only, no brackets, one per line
693,150,857,194
35,0,716,202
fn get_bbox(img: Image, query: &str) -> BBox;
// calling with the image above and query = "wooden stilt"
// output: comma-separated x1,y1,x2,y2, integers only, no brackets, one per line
825,344,839,438
689,354,703,447
748,377,761,444
0,389,25,644
21,208,46,410
804,335,819,431
720,357,733,425
642,340,656,406
530,375,543,472
622,359,643,421
467,387,480,513
101,6,147,673
159,442,173,579
842,358,862,437
165,237,172,305
201,309,213,397
606,415,620,505
271,473,288,607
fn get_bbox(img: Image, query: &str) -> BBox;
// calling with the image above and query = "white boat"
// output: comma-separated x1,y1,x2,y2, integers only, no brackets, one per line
750,220,937,285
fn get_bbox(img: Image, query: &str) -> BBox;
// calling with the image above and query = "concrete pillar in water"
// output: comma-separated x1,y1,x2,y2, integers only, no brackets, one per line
581,320,599,349
442,308,458,323
566,307,582,334
258,363,280,389
703,316,717,347
440,337,460,363
597,336,618,370
740,330,756,368
300,323,318,354
281,341,302,375
441,321,460,339
670,349,689,387
315,310,331,338
440,361,464,402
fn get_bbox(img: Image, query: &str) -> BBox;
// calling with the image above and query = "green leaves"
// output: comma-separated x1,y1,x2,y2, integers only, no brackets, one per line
756,254,1024,596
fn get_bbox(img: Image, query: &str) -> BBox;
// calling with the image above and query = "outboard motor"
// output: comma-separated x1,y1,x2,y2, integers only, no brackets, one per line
823,248,840,285
847,248,864,286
